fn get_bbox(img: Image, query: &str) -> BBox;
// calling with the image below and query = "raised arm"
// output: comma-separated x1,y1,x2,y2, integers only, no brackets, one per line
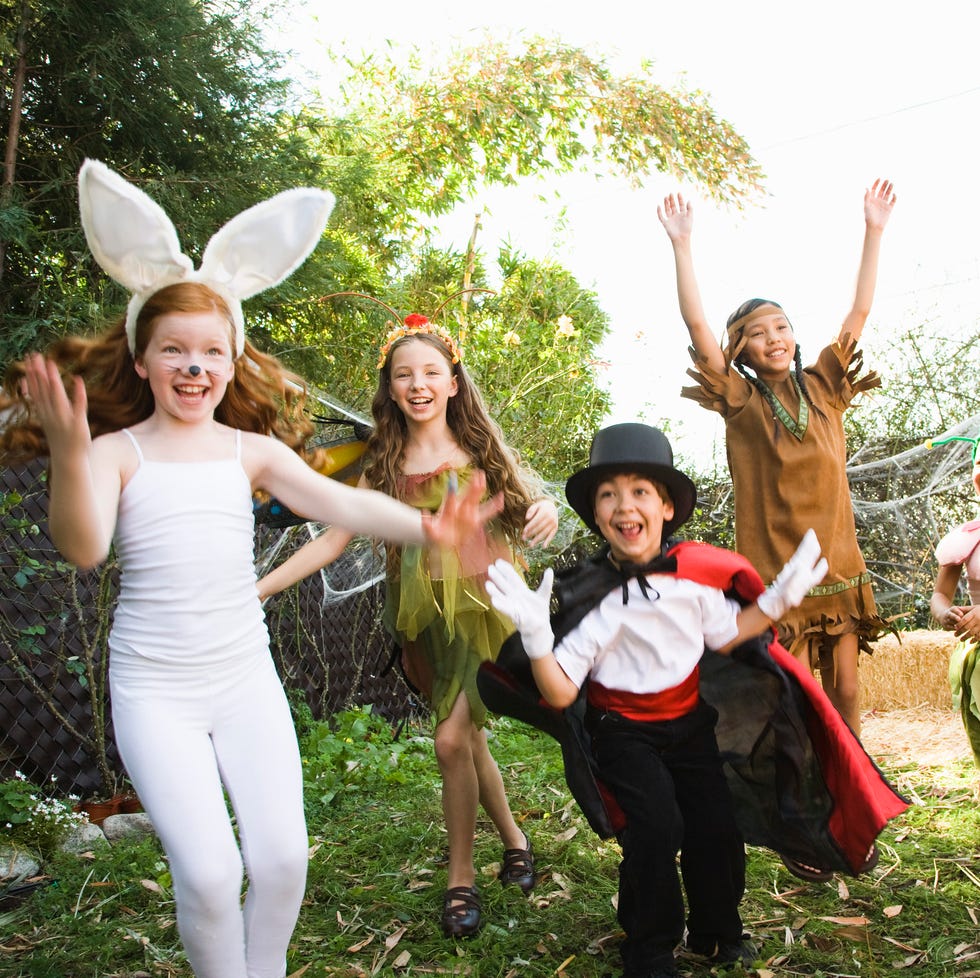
838,178,897,346
657,193,726,374
245,435,502,549
22,355,120,568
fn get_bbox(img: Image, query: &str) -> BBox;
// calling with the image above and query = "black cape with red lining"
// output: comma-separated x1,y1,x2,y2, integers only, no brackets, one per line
477,539,907,875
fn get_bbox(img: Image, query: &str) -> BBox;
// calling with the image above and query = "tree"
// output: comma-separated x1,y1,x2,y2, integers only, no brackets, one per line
259,36,765,467
2,10,763,472
0,0,319,362
325,37,765,217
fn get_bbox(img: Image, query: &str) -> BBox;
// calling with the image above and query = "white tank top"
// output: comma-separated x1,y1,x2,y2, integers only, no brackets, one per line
108,429,267,670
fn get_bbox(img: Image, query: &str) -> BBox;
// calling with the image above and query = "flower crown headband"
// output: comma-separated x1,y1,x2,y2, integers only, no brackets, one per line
78,159,335,357
319,289,495,369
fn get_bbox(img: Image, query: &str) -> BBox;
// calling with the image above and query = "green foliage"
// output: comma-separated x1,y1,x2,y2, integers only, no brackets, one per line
3,3,761,441
0,0,315,363
298,705,432,822
843,317,980,625
675,446,735,551
4,719,979,977
847,319,980,449
328,37,765,216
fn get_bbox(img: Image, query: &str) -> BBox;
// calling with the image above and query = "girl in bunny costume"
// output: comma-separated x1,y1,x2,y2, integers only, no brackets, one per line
0,160,500,978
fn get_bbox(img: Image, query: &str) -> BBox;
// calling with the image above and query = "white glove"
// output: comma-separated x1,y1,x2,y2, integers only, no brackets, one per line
757,529,829,621
485,559,555,660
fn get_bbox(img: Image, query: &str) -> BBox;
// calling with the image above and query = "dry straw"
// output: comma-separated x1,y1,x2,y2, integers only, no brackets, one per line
860,629,955,712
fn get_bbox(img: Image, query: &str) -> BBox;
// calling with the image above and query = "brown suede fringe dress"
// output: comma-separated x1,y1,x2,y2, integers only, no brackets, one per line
683,335,890,671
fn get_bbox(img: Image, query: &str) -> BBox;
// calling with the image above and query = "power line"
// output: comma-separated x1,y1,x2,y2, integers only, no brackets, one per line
765,86,980,149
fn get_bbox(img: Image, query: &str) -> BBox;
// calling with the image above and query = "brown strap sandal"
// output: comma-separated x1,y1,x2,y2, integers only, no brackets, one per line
441,885,481,937
499,833,535,893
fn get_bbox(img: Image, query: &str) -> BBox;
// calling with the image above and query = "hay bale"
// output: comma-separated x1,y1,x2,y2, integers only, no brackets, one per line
860,629,956,712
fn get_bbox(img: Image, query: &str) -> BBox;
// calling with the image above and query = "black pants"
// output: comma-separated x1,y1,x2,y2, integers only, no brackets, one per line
590,699,745,976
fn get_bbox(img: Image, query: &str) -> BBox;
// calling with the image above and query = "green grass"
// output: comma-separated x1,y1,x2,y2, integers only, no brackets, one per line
3,716,980,977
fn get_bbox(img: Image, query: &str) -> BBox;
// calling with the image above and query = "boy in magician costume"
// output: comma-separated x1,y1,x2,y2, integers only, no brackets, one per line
481,423,908,978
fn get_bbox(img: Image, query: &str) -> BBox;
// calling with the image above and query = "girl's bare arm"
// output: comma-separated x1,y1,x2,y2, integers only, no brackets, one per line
658,194,726,374
838,178,897,346
23,356,121,568
245,434,501,549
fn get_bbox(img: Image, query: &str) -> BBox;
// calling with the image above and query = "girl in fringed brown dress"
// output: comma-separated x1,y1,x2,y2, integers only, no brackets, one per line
657,179,897,739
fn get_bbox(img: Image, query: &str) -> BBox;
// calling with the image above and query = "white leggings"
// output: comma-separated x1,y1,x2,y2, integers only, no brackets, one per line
110,654,307,978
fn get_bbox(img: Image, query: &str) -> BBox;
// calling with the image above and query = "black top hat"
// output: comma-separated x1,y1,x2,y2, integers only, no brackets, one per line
565,423,698,537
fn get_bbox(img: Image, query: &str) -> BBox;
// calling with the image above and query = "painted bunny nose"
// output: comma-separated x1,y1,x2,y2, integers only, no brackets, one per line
188,365,202,377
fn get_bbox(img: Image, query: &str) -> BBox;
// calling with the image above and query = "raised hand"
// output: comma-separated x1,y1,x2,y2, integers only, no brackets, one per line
485,559,555,659
757,529,829,622
657,193,695,242
423,469,504,549
22,353,92,460
864,178,897,232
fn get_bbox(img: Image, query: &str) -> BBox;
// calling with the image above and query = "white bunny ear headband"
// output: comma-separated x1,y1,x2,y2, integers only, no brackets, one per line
77,159,335,357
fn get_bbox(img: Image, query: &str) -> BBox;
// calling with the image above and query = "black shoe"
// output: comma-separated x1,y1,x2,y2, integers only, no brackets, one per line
499,833,535,893
714,936,758,965
441,885,481,938
687,934,758,967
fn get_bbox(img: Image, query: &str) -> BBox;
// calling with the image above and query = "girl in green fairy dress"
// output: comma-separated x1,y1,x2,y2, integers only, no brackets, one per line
258,313,557,937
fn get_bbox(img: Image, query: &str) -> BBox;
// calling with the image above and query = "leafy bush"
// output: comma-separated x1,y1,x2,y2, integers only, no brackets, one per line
0,772,85,856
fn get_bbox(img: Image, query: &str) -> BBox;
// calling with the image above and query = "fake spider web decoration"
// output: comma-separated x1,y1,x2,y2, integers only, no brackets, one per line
253,392,388,604
252,389,980,627
847,413,980,624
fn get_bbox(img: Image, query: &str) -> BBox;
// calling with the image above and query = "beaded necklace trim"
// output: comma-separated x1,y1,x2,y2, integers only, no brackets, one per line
758,374,808,441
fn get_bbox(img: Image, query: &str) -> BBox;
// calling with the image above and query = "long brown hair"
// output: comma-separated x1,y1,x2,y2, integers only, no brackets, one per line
363,333,538,545
0,282,318,464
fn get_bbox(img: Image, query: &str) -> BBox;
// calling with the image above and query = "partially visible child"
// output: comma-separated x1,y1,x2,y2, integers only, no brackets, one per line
485,422,827,978
658,179,897,737
257,313,558,937
0,161,499,978
929,432,980,766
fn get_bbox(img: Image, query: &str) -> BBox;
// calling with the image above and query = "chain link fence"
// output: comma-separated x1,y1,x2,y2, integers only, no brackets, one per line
0,460,419,800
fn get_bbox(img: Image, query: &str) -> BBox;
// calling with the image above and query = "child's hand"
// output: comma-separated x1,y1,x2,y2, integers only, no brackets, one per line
657,193,694,242
864,178,897,233
523,498,559,548
952,605,980,643
22,353,92,458
424,469,503,548
486,559,555,659
757,529,828,621
940,605,964,630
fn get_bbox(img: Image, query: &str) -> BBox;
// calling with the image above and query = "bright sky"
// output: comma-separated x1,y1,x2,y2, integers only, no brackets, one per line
275,0,980,462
